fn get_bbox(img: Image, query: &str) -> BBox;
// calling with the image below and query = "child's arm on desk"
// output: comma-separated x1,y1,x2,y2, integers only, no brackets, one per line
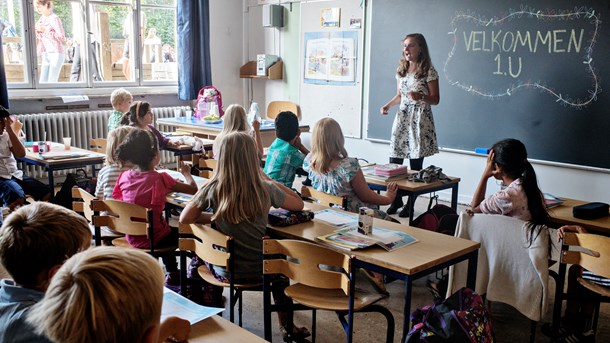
170,162,198,194
179,201,212,224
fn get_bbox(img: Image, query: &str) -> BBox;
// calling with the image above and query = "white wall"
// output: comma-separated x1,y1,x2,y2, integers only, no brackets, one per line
230,0,610,205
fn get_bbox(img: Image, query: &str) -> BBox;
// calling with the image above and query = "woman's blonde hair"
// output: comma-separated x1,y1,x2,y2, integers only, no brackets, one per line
215,104,248,144
105,126,135,166
194,131,269,224
309,117,348,174
27,247,164,343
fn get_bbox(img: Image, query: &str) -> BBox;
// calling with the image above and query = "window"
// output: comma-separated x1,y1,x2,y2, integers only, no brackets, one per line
0,0,177,91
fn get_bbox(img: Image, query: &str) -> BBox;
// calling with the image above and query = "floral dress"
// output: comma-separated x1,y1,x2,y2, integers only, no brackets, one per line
303,155,391,220
389,66,439,159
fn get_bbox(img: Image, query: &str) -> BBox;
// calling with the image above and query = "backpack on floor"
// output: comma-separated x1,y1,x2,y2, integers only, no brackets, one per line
195,86,224,119
53,169,96,209
405,287,494,343
412,195,458,236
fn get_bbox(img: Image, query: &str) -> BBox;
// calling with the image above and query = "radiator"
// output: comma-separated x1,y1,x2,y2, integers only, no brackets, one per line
16,106,190,181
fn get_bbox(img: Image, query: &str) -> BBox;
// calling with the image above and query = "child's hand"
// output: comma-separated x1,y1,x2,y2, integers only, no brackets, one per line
159,316,190,343
10,118,23,134
557,225,586,241
179,161,190,176
385,182,398,200
482,150,497,179
251,119,260,132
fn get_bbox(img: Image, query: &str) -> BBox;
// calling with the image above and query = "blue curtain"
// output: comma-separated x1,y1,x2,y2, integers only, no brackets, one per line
0,34,9,109
177,0,212,100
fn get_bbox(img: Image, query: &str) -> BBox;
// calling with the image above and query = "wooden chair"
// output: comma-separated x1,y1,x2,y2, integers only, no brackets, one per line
178,223,262,326
198,158,217,178
262,238,394,342
89,138,107,154
551,232,610,341
301,185,347,209
72,187,124,246
90,199,176,255
266,100,299,120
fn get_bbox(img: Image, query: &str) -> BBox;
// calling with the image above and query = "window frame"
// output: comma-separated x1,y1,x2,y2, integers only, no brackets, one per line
3,0,177,96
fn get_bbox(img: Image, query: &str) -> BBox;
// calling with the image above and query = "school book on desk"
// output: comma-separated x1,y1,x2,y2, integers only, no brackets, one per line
316,225,417,251
362,165,410,182
544,193,565,209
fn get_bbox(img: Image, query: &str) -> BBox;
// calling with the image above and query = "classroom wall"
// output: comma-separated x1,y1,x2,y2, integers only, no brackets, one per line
241,0,610,205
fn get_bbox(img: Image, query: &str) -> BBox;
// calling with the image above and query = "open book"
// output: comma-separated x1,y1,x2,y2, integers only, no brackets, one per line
316,225,417,251
162,288,223,324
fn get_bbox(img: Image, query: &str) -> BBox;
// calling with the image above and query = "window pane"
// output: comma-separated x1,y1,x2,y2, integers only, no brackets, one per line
141,0,175,6
1,0,27,84
142,6,176,82
88,3,133,82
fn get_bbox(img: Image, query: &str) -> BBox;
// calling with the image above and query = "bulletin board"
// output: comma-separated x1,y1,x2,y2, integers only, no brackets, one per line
299,0,364,138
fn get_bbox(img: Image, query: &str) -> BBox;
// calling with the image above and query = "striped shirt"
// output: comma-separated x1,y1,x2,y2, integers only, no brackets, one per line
582,270,610,288
95,165,129,199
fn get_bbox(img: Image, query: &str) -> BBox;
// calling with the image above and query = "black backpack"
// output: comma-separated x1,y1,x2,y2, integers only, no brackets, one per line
53,169,96,209
412,195,458,236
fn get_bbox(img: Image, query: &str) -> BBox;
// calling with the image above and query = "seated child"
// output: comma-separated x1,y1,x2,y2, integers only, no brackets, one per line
108,88,132,132
120,101,179,149
27,247,191,343
0,202,92,342
212,104,263,159
263,111,309,188
95,126,135,199
180,131,310,341
113,129,198,282
0,106,51,211
467,138,549,226
303,117,397,295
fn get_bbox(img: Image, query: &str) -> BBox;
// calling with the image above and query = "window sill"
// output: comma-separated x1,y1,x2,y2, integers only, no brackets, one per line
8,85,179,100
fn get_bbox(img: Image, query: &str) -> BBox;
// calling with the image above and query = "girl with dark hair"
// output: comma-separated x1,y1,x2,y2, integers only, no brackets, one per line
468,138,549,227
380,33,440,217
112,129,197,283
120,101,178,149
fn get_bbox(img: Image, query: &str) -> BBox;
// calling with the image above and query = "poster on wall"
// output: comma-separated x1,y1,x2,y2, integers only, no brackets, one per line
321,8,341,27
304,31,357,85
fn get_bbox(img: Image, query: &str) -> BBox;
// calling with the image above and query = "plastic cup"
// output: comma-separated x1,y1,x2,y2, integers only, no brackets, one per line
174,109,181,118
63,137,72,150
186,110,193,120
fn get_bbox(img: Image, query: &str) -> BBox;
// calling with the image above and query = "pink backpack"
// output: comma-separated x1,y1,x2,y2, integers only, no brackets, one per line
195,86,224,118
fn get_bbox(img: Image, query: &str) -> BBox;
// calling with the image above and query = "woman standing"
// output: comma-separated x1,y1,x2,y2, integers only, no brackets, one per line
35,0,65,83
380,33,440,217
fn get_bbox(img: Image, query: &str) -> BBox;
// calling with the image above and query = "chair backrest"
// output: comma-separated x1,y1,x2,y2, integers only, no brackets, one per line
561,232,610,280
448,213,550,322
301,186,347,209
71,186,94,221
198,158,217,178
263,238,352,294
266,101,299,120
91,199,152,237
178,223,232,270
89,138,108,154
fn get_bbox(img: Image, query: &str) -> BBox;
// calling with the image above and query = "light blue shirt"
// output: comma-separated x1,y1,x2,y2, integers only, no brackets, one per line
0,279,52,343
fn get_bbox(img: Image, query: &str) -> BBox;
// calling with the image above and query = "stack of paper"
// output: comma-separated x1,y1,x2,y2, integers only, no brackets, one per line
374,163,409,177
544,193,565,209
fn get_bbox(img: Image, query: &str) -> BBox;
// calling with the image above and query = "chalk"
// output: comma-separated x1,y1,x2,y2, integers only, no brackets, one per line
475,147,490,155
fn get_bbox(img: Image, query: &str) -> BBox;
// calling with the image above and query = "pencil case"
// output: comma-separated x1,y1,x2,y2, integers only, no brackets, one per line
268,209,314,227
572,202,609,220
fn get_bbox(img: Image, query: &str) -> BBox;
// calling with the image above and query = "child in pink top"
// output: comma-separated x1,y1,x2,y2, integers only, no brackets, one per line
468,138,548,227
112,129,198,275
34,0,65,83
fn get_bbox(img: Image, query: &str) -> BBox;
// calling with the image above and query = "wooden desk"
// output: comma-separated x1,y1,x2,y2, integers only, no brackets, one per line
365,173,461,225
185,315,266,342
17,143,106,197
548,198,610,235
158,117,310,147
268,202,480,342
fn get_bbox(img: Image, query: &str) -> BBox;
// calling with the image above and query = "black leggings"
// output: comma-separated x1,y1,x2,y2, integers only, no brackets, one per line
389,157,424,170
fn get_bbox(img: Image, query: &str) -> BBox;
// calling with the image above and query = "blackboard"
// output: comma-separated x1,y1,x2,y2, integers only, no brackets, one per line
368,0,610,169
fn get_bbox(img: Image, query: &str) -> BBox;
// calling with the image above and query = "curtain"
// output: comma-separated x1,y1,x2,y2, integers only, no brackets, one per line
0,31,9,109
177,0,212,100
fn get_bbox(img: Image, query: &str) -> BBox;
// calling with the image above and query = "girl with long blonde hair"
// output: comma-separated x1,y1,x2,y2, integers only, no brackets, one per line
180,131,309,340
212,104,263,159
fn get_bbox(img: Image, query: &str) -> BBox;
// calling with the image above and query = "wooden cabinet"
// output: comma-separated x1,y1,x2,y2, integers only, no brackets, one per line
239,60,283,80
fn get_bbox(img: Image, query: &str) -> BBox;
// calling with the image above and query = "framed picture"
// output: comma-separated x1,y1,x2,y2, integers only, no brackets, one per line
321,8,341,28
